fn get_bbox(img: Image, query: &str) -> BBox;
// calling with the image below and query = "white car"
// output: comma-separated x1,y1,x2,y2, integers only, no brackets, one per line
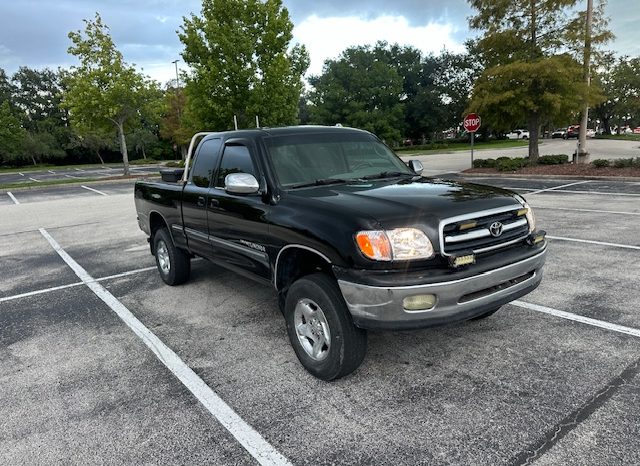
506,129,529,140
586,128,596,138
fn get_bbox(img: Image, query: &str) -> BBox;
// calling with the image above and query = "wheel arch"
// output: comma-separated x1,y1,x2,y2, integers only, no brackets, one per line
148,210,171,254
274,245,334,293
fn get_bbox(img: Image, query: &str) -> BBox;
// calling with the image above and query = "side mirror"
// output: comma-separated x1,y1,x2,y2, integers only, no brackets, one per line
225,173,260,194
408,159,424,175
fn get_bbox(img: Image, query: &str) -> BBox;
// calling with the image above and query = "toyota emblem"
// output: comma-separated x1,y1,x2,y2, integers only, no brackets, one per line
489,221,503,237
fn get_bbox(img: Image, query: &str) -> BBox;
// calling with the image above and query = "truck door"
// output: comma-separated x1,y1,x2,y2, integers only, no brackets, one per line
206,141,272,282
181,137,222,259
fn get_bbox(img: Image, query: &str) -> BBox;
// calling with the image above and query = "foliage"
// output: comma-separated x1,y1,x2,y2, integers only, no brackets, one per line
0,101,27,164
309,42,405,142
537,154,569,165
496,158,529,171
179,0,309,131
63,14,162,174
594,56,640,133
591,158,610,167
612,157,640,168
473,158,497,168
467,0,611,161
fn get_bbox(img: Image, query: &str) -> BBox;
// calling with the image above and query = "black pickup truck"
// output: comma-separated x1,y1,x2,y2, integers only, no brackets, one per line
134,126,547,380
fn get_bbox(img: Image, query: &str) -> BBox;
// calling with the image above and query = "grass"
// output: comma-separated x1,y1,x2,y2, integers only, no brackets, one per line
594,134,640,142
396,139,529,155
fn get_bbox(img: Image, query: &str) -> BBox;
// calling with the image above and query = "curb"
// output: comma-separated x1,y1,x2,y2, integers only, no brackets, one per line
459,172,640,182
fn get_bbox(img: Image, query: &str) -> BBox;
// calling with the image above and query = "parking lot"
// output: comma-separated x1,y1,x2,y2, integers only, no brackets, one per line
1,175,639,465
0,165,159,187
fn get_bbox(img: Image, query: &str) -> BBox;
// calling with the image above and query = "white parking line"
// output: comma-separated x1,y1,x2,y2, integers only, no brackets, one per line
19,172,24,176
534,206,640,216
547,235,640,250
0,266,157,304
48,170,55,174
29,177,41,183
81,185,108,196
513,300,640,338
65,174,79,179
546,189,640,197
75,168,84,172
38,228,290,466
527,180,591,195
7,192,19,205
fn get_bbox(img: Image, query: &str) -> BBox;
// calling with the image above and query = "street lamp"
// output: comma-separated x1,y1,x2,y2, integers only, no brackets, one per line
171,59,180,89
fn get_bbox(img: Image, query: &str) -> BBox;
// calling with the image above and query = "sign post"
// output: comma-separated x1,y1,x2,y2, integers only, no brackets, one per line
463,113,481,167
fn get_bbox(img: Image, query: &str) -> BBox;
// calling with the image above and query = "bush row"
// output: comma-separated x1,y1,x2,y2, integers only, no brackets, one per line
472,154,568,171
592,157,640,168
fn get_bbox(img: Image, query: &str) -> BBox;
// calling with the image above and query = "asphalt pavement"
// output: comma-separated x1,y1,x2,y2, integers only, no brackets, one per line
1,176,639,464
0,164,161,186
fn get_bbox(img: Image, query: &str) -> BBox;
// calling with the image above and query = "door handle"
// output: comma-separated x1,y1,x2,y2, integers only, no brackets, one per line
209,198,219,208
197,196,205,207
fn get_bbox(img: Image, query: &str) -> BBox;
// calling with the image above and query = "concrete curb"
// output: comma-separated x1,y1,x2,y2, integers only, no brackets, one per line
459,172,640,182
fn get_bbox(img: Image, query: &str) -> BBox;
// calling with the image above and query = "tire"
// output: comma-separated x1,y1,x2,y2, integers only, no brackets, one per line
284,273,367,381
153,227,191,286
471,306,501,320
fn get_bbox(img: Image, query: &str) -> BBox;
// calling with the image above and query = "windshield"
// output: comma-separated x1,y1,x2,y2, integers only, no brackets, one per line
264,132,414,188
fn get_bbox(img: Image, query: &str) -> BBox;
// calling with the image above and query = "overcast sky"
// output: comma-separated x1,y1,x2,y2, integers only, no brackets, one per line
0,0,638,84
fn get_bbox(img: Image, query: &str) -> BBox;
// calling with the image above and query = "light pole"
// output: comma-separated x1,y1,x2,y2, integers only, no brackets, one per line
171,59,180,89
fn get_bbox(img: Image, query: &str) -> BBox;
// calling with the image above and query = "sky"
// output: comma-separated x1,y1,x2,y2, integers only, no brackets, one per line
0,0,638,84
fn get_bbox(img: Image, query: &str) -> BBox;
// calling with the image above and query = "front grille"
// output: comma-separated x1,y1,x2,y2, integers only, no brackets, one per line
441,207,530,255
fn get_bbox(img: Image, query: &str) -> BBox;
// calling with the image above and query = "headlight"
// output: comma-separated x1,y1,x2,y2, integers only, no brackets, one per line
356,228,434,261
515,195,536,232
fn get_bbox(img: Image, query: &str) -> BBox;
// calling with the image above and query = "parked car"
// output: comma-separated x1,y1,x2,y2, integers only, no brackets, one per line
551,128,567,139
506,129,529,140
134,126,547,380
564,125,580,139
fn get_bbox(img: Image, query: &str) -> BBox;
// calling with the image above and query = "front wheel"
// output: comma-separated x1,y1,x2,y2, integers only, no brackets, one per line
284,273,367,381
153,227,191,286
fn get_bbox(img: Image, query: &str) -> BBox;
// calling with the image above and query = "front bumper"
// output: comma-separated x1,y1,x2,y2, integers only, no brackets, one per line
338,245,547,330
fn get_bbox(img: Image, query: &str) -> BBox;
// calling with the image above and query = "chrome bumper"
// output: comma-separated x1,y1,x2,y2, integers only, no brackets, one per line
338,247,547,330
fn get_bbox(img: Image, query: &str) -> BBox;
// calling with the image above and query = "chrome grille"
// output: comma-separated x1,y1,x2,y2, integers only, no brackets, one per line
440,206,530,256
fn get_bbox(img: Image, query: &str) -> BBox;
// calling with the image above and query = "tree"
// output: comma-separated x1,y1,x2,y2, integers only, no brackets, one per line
0,68,14,105
179,0,309,131
159,86,192,159
63,14,160,175
0,101,27,165
467,0,610,161
309,43,406,143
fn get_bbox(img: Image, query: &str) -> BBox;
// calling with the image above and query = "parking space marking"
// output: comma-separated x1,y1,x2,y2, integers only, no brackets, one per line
547,235,640,250
550,189,640,197
29,177,41,183
534,206,640,216
74,168,84,171
64,174,80,179
527,180,591,195
513,300,640,338
19,172,24,176
7,192,19,205
0,266,157,304
48,170,55,174
38,228,290,466
81,185,108,196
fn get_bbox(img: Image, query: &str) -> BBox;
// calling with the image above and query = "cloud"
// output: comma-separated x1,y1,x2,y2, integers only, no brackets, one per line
294,14,466,76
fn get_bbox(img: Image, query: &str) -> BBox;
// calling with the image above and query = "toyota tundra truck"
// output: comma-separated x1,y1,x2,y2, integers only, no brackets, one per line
134,126,547,380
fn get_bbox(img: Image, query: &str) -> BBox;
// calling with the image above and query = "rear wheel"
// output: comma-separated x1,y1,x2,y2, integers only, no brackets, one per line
153,227,190,286
284,273,367,381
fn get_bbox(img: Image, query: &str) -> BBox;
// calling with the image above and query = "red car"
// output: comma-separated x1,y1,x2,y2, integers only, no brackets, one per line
564,125,580,139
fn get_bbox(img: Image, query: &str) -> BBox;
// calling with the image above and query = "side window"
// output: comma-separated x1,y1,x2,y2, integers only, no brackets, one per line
190,138,222,188
216,145,256,187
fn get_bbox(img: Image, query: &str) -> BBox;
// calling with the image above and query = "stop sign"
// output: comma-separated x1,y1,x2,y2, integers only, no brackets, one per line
464,113,481,133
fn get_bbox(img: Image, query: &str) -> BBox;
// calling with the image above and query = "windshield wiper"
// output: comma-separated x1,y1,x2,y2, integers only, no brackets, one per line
360,171,415,180
287,178,349,189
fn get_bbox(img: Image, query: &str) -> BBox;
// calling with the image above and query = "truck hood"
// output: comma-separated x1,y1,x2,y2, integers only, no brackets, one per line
285,176,523,230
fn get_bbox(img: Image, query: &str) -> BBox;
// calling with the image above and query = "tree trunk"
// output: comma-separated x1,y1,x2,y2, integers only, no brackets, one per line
141,145,146,160
527,114,540,162
602,117,611,135
180,145,187,160
95,150,105,165
116,121,130,176
31,155,37,166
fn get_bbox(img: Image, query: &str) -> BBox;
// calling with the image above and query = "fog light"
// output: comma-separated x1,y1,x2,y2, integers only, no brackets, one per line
527,229,547,246
403,294,437,311
450,253,476,268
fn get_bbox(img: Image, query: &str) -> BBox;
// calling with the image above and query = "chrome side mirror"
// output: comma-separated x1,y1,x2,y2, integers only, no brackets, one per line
225,173,260,194
408,159,424,175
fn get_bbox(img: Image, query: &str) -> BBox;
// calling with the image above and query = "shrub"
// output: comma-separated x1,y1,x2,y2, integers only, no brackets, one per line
613,158,634,168
538,154,569,165
497,158,529,172
592,159,610,168
165,160,185,168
